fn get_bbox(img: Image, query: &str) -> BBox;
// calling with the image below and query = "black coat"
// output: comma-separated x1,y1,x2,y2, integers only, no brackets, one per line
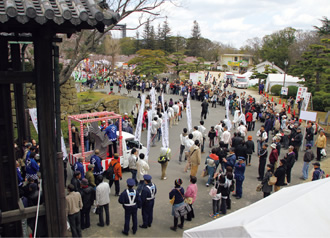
293,132,303,147
275,165,286,186
232,136,243,148
71,177,81,192
201,101,208,112
235,144,247,159
305,127,314,141
245,140,255,154
285,152,296,168
215,147,228,163
80,186,96,208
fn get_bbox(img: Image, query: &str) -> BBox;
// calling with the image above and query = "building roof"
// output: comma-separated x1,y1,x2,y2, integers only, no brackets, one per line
221,54,253,57
0,0,120,33
249,60,284,74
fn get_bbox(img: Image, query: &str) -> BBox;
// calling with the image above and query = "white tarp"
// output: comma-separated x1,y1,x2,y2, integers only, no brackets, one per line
183,178,330,238
265,74,304,92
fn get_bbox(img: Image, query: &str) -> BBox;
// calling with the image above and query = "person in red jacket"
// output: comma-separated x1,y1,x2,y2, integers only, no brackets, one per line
269,143,279,169
109,154,122,196
245,110,253,131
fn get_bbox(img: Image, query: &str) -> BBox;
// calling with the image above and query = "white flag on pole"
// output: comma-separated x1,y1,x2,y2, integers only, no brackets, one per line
134,94,146,142
161,93,169,148
146,109,153,160
225,99,232,131
186,93,192,132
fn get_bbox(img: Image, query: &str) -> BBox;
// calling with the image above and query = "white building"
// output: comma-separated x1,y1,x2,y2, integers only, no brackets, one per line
220,54,253,73
265,74,304,92
248,60,284,74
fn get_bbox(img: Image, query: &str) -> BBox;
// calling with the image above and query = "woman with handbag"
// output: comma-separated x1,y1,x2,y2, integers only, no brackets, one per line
169,179,186,231
261,164,274,198
184,176,198,221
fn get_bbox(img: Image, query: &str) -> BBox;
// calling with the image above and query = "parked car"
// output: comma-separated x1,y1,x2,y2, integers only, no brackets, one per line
234,76,248,89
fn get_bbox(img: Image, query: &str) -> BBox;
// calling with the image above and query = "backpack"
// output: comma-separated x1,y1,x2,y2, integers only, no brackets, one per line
105,162,117,180
158,149,170,164
319,169,326,179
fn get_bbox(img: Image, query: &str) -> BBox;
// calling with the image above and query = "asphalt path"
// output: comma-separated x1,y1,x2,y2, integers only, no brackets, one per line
78,84,307,238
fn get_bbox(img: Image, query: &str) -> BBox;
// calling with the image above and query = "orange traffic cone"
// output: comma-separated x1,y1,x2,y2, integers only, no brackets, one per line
288,106,291,113
271,97,274,102
279,98,281,104
282,102,285,108
293,110,296,116
299,119,302,123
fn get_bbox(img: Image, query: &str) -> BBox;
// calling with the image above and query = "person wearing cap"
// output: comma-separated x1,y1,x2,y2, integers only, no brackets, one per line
74,157,85,179
108,154,122,196
169,179,186,231
123,112,130,121
274,159,287,192
96,175,110,227
80,178,95,230
284,146,296,185
118,178,142,235
90,150,103,178
140,175,157,228
86,164,96,188
246,136,255,166
269,143,278,169
66,184,83,237
315,130,327,161
312,162,325,181
233,158,245,199
261,164,274,198
301,144,315,180
291,127,303,161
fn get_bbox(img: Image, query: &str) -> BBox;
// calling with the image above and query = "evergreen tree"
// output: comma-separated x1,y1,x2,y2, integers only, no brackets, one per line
159,17,173,53
186,20,202,57
142,20,151,49
150,26,156,50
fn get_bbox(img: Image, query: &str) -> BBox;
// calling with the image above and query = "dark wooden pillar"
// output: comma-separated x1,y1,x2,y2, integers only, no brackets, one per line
0,39,22,237
11,43,28,145
33,30,66,237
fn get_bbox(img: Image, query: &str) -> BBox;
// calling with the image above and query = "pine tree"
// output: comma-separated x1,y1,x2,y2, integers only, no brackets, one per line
186,20,202,57
159,17,173,53
150,26,156,50
142,20,151,49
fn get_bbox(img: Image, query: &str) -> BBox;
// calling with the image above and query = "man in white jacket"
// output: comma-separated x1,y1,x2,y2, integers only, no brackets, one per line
151,117,159,146
221,126,231,149
136,153,150,194
96,175,111,227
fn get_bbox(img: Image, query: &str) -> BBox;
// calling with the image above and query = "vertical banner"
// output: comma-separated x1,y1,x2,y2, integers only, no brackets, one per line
302,92,311,111
161,93,169,148
29,108,67,159
150,87,157,112
295,87,308,103
186,93,192,132
134,94,146,142
225,99,232,131
146,109,153,160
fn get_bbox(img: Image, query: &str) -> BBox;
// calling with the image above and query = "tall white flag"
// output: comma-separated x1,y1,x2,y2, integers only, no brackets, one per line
186,93,192,132
134,94,146,142
161,93,169,148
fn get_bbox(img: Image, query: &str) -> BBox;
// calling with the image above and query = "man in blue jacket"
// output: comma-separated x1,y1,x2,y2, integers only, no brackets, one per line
233,158,246,199
140,175,157,229
118,178,142,236
105,121,118,158
90,149,103,179
223,148,236,169
74,157,85,179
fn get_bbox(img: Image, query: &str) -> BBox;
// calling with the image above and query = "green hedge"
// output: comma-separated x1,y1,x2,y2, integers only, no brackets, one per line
287,86,298,98
313,91,330,112
270,85,282,96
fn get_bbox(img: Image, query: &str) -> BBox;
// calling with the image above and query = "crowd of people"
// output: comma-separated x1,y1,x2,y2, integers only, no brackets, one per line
14,73,328,237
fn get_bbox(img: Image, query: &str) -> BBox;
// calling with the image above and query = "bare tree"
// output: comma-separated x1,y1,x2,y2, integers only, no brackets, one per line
59,0,176,85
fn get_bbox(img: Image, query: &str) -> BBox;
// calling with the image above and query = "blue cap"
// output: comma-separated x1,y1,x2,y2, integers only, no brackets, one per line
238,157,245,161
127,178,135,186
143,174,152,180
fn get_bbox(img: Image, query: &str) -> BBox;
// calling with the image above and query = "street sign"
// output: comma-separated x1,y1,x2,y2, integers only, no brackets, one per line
281,87,288,95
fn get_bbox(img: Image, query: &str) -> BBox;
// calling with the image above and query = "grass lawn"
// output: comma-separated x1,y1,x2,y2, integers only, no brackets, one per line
78,91,125,105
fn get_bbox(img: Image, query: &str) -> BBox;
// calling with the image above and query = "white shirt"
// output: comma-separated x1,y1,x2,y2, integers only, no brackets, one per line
128,154,138,170
172,105,179,114
185,139,194,151
151,120,158,134
168,107,174,118
221,130,231,145
252,112,257,122
192,130,203,143
237,125,247,137
96,182,110,206
136,159,149,181
198,125,207,138
256,129,268,142
180,133,187,146
215,124,223,138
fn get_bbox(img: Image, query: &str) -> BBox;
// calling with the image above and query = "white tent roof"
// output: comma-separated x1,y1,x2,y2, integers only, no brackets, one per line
183,178,330,238
265,73,304,92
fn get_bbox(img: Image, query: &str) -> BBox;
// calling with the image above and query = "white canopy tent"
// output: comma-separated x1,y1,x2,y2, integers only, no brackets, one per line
183,178,330,238
265,74,304,92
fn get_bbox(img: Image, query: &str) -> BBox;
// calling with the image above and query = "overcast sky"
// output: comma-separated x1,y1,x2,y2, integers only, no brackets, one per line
118,0,329,48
